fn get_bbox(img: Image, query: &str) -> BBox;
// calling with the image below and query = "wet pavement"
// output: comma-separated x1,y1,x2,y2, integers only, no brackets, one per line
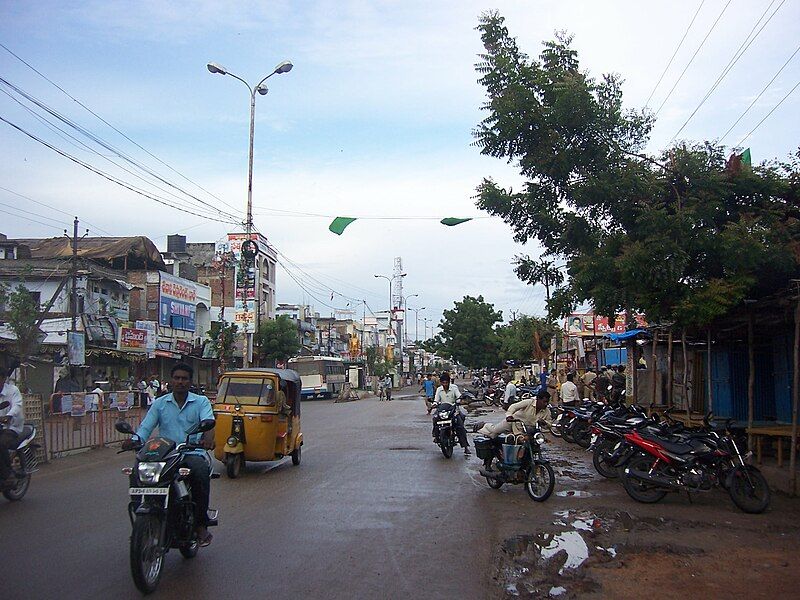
3,389,800,599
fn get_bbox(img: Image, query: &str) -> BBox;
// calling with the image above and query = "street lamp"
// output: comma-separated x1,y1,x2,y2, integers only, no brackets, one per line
407,306,426,342
208,59,293,367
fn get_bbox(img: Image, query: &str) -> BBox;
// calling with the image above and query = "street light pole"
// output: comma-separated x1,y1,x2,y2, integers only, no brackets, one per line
207,59,293,368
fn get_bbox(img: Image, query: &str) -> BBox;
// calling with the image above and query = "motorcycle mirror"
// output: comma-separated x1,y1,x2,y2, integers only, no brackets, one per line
115,420,134,434
0,400,9,410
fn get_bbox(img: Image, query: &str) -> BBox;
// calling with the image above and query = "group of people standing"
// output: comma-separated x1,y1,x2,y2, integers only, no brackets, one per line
546,364,627,405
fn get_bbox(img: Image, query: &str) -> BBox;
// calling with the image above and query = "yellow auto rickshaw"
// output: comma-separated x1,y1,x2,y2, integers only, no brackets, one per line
212,368,303,478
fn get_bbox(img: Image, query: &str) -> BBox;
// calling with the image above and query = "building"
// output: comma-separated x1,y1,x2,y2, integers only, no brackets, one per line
275,303,318,354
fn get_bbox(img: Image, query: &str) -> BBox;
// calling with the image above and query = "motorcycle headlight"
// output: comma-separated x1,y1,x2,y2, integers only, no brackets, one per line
534,433,545,445
137,462,166,484
227,436,239,447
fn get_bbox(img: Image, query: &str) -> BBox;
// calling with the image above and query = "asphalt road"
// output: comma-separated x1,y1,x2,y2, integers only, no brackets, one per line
1,390,502,600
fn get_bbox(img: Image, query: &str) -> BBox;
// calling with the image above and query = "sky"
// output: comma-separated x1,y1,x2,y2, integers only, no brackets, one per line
1,0,798,336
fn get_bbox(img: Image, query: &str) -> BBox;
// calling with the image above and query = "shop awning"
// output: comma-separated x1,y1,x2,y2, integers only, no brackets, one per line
604,329,650,342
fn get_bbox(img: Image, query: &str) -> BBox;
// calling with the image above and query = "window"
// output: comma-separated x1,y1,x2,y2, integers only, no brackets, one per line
215,377,276,406
28,291,41,308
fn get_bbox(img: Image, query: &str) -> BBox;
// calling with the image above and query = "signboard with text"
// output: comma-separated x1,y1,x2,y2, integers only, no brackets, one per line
159,272,197,332
565,313,647,336
228,234,260,333
118,327,148,352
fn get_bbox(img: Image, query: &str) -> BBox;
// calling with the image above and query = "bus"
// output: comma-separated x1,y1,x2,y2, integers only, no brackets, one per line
287,356,347,399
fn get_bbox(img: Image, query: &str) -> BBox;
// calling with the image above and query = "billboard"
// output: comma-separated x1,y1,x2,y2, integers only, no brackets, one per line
159,272,197,332
118,327,148,352
67,331,85,365
228,233,259,333
135,320,157,352
565,313,647,336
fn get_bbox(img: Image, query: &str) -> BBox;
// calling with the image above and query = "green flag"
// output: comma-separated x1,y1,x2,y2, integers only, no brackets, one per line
740,148,751,168
329,217,357,235
440,217,472,227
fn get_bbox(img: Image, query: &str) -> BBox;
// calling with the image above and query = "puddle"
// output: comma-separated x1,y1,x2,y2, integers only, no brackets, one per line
549,586,567,597
502,530,590,575
556,490,596,498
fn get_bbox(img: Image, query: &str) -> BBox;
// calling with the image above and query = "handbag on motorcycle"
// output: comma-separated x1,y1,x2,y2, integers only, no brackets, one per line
473,436,494,460
501,434,525,465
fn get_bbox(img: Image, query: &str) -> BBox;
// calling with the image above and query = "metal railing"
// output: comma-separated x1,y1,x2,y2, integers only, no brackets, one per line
45,392,147,459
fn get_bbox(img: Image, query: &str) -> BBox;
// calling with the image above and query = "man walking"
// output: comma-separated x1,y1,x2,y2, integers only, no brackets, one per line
420,373,436,414
560,372,579,406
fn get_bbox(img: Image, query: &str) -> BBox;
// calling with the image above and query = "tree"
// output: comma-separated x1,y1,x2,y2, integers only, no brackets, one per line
435,295,503,368
255,316,301,365
473,12,800,328
208,322,238,372
513,257,564,315
0,284,42,388
498,315,558,363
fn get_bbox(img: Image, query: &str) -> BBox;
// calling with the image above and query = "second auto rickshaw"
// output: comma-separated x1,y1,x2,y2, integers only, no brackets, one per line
212,368,303,478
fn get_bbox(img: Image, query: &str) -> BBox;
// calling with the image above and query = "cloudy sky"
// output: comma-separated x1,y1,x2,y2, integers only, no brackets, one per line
1,0,798,335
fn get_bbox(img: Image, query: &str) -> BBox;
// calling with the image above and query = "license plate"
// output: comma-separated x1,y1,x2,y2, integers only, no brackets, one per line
437,420,452,426
129,487,169,496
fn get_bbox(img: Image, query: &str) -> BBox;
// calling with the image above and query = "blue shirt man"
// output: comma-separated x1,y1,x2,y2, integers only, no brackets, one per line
423,378,435,398
135,391,214,454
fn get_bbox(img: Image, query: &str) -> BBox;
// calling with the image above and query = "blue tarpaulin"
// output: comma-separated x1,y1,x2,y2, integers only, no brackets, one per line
605,329,649,342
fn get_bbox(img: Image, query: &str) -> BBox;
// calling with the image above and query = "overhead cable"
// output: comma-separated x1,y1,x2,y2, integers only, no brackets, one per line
655,0,734,116
670,0,786,142
736,78,800,146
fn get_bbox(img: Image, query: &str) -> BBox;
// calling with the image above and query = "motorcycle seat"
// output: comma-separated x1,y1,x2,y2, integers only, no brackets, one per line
639,432,695,454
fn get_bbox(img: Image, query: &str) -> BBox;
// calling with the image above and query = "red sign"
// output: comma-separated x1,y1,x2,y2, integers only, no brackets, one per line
175,339,193,354
565,313,647,336
118,327,148,352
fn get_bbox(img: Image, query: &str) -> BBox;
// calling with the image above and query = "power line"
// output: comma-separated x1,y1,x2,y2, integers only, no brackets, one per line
0,186,115,236
645,0,707,108
0,114,241,224
0,76,241,222
655,0,734,117
0,207,65,231
0,42,242,217
719,43,800,143
670,0,786,142
736,77,800,146
0,199,68,227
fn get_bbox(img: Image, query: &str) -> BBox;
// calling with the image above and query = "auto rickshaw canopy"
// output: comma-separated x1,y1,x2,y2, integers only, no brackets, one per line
217,368,301,416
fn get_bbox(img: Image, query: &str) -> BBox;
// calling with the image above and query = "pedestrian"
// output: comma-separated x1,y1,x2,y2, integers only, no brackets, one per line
611,364,627,403
502,372,517,408
560,372,579,406
546,368,559,404
595,368,611,403
0,367,24,489
382,374,393,401
89,383,104,422
582,368,597,400
420,373,436,414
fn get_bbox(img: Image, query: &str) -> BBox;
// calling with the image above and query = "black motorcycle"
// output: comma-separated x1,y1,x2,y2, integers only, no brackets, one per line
475,419,555,502
432,401,462,458
0,400,39,502
116,419,219,594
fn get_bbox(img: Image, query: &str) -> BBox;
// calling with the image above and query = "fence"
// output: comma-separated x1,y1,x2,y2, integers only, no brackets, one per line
45,392,147,460
22,394,47,464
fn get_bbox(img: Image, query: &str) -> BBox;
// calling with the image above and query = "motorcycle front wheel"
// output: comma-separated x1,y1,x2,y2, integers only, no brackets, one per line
592,440,618,479
130,514,165,594
2,450,31,501
728,466,770,514
439,431,454,459
525,462,555,502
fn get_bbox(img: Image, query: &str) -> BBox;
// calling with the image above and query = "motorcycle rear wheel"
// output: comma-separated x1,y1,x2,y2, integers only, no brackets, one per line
621,454,668,504
130,514,165,594
572,421,592,449
728,466,770,514
592,440,618,479
525,462,555,502
2,451,30,501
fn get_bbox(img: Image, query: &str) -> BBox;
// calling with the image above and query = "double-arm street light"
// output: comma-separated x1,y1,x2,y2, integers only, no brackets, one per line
407,305,426,342
207,59,293,367
374,272,407,375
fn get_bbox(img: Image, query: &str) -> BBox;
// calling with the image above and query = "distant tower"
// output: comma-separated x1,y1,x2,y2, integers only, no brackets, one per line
392,257,403,311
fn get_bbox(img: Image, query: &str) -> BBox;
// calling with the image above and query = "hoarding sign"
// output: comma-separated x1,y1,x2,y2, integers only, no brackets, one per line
67,331,85,365
159,272,196,332
118,327,148,352
135,320,158,351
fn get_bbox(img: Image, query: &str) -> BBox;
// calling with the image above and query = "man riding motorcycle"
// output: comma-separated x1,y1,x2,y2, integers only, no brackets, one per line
123,363,215,546
0,367,24,489
477,389,552,439
431,372,471,455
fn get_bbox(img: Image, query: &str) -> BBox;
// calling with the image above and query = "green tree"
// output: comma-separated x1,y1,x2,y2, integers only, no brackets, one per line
435,295,503,368
0,284,42,388
513,258,564,316
255,316,301,365
497,315,558,363
208,322,238,372
473,12,800,328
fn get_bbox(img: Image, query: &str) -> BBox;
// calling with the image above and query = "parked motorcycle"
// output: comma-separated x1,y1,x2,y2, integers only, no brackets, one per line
0,400,39,502
618,412,770,513
475,419,555,502
116,419,219,594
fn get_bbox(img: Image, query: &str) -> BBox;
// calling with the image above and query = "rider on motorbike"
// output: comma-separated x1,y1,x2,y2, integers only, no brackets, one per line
431,372,471,455
0,367,24,489
123,363,215,546
477,389,552,439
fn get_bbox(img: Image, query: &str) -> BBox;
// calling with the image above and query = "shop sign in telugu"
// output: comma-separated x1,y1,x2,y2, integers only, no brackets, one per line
159,272,197,332
118,327,148,352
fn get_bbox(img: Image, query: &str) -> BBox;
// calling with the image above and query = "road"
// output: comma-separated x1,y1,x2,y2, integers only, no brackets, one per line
3,390,800,599
1,390,500,600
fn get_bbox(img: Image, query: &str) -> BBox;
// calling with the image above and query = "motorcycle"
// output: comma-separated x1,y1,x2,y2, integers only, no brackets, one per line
0,400,39,502
588,403,650,478
475,418,555,502
431,400,466,459
619,412,770,514
116,419,219,594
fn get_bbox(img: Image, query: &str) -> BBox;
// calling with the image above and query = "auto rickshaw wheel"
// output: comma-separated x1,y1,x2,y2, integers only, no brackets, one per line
225,453,243,478
291,445,301,466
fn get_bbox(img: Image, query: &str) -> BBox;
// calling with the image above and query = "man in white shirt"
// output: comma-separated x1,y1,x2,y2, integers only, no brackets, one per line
502,373,517,408
0,368,25,486
560,372,579,406
431,372,470,455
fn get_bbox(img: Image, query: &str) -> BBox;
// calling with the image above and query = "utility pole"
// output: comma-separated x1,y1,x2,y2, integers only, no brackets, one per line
70,217,79,332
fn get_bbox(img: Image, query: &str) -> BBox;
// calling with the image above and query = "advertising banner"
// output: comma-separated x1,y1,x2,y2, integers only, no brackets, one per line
67,331,85,365
227,234,260,333
135,320,158,352
565,313,647,336
159,272,197,332
118,327,149,352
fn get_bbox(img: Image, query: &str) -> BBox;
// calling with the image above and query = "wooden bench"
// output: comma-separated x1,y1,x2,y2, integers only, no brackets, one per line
746,426,796,468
